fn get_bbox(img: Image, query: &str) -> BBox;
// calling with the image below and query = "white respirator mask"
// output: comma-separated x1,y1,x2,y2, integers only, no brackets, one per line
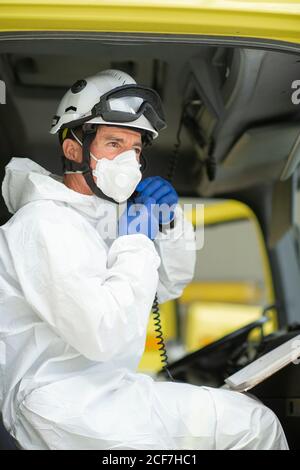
90,149,142,203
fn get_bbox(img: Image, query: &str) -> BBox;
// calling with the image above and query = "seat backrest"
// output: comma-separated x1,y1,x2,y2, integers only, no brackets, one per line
0,414,19,450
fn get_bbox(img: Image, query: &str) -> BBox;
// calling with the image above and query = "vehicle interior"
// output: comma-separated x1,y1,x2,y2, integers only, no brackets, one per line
1,33,300,449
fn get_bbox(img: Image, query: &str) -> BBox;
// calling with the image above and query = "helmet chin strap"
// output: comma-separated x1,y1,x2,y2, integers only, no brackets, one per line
63,128,117,204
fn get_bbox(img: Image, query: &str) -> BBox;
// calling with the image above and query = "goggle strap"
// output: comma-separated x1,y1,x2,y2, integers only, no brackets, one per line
92,84,166,131
61,85,166,132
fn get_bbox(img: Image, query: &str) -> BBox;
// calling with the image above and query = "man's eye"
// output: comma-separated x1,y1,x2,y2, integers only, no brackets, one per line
108,142,119,147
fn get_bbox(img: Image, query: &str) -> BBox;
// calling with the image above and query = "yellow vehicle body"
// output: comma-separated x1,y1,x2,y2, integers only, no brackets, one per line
0,0,300,45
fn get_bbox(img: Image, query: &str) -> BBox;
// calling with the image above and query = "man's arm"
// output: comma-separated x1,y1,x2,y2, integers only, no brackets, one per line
154,204,196,304
6,204,160,362
135,176,196,304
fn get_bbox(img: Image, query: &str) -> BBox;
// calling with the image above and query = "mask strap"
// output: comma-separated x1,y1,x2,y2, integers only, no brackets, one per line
69,128,145,171
81,129,117,204
62,129,89,174
62,128,117,203
140,153,147,173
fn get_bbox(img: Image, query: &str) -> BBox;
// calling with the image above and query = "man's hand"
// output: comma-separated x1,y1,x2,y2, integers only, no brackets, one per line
135,176,178,224
118,196,159,240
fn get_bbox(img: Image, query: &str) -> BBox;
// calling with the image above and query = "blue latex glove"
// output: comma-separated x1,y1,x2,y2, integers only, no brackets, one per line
118,196,159,240
136,176,178,224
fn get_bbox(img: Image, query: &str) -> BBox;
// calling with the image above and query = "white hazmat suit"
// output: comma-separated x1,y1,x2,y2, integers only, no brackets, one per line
0,157,288,450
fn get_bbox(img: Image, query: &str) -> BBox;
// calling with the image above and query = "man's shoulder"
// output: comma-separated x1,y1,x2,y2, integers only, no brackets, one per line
8,200,83,230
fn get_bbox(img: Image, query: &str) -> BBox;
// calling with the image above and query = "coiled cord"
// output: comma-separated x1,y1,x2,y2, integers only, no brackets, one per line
151,105,189,381
152,294,174,381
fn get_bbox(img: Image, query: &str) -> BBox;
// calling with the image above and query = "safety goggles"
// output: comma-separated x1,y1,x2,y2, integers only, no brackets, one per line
61,84,166,132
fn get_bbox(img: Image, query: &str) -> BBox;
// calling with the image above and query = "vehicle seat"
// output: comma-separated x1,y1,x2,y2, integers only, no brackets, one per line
0,414,19,450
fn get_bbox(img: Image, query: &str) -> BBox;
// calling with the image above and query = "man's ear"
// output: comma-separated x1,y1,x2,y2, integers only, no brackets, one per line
62,138,82,163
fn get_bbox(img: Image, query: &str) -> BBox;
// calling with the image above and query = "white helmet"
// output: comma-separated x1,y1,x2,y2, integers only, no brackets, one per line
50,69,166,139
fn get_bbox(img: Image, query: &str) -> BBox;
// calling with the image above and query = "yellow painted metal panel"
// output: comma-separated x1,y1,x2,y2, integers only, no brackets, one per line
139,196,278,372
187,200,253,226
180,281,264,304
138,300,176,373
187,200,277,329
185,301,273,351
0,1,300,44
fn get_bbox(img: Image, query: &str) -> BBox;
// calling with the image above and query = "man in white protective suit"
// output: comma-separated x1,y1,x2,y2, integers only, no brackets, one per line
0,69,288,450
